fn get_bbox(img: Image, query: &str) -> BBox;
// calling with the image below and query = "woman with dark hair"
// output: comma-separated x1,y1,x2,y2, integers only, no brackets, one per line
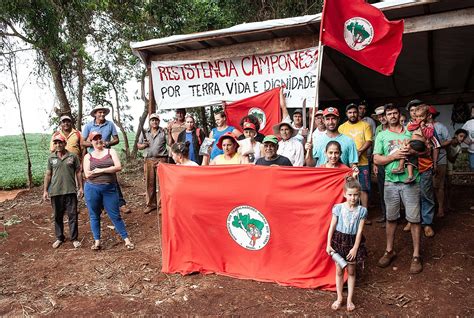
177,114,206,165
83,131,134,251
209,111,241,160
209,132,246,165
321,141,359,177
171,141,198,166
238,115,265,143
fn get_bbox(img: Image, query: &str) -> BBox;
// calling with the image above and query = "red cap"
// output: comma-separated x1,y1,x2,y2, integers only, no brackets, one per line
323,107,340,117
217,132,239,150
52,133,66,143
428,106,440,115
243,122,256,131
88,131,102,141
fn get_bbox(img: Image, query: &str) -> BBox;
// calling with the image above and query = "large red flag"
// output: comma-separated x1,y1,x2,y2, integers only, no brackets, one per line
158,164,351,289
320,0,404,76
225,87,281,136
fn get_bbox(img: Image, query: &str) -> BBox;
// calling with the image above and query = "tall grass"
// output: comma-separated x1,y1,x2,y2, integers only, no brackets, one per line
0,133,137,190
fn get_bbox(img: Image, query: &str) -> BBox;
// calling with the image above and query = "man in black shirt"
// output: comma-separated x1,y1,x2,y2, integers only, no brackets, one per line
256,135,292,166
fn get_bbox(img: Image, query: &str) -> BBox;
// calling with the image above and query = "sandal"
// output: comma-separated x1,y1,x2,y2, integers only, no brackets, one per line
347,302,356,312
331,300,342,310
73,240,82,248
91,244,101,250
125,242,135,250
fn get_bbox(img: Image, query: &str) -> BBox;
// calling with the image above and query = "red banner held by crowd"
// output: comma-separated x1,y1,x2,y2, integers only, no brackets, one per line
224,87,281,136
320,0,404,76
158,164,351,289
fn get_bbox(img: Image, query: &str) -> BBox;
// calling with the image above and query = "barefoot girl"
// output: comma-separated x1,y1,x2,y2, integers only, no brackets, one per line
326,177,367,312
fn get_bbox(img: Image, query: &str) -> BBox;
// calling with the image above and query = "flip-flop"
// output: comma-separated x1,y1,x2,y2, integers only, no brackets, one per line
125,243,135,250
331,300,342,310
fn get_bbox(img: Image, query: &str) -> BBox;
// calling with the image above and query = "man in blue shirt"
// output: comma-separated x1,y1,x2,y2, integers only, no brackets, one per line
81,106,131,214
82,106,119,152
305,107,359,167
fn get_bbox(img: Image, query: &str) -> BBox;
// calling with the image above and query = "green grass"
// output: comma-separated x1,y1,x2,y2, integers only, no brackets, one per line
0,132,137,190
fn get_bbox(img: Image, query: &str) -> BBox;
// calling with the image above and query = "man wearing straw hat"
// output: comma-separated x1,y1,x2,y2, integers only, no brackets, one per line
273,122,304,166
81,105,131,214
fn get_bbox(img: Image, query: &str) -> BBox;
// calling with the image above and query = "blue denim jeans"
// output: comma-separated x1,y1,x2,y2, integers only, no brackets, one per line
420,169,435,226
84,182,129,240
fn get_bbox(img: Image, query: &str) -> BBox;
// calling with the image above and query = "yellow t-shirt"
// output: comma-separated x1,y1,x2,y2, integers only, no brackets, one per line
338,120,372,166
214,152,242,165
50,129,83,158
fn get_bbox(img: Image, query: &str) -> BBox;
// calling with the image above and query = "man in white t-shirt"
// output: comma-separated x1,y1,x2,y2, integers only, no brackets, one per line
311,109,327,148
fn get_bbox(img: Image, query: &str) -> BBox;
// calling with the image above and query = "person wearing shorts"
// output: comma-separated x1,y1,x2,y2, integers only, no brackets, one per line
373,103,422,274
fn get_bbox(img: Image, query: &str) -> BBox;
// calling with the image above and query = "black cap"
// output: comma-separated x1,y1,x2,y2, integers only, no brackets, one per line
359,100,368,106
345,103,358,112
293,108,303,115
406,99,423,110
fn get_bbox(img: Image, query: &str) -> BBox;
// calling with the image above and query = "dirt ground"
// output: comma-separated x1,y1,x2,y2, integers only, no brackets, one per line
1,167,473,316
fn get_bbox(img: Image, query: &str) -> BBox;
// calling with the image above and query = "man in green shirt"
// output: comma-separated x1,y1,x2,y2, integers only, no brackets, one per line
43,133,83,249
373,103,423,274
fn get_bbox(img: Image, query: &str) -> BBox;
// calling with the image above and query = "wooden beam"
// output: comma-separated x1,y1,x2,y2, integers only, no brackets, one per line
404,7,474,34
150,35,318,61
147,65,156,114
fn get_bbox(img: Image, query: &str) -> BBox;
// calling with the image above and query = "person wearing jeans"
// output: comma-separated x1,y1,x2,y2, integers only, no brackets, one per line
83,131,134,251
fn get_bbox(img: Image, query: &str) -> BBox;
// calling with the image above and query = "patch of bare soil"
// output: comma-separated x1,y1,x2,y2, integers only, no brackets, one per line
0,168,473,316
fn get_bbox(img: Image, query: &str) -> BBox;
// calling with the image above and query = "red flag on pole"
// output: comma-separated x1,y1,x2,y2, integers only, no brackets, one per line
225,87,281,136
320,0,404,76
158,164,351,289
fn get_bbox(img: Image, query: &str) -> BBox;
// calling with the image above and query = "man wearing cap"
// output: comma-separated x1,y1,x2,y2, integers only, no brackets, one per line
431,106,450,218
49,115,83,159
372,106,388,223
43,134,83,249
373,103,422,274
81,106,131,214
310,109,327,148
255,135,292,166
281,99,308,144
305,107,358,168
137,113,169,214
339,103,373,223
273,122,304,166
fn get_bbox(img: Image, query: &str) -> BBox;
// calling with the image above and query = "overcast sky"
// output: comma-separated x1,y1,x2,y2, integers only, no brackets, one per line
0,50,156,136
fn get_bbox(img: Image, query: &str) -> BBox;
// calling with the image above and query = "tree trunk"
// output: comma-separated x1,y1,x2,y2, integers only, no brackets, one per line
8,53,33,188
44,54,72,117
111,84,131,161
132,71,150,159
76,54,85,131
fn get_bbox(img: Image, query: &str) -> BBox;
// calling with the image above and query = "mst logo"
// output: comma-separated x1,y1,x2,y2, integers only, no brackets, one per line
344,17,374,51
227,205,270,250
248,108,266,131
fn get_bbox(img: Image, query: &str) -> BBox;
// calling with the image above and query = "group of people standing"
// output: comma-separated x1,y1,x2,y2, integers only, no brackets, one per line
42,96,473,308
44,105,134,251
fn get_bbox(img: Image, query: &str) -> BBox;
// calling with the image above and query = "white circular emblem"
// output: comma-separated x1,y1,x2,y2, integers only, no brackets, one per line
344,17,374,51
227,205,270,250
248,108,266,131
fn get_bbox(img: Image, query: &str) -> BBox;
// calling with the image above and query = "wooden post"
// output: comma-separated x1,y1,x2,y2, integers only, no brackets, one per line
147,64,156,114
